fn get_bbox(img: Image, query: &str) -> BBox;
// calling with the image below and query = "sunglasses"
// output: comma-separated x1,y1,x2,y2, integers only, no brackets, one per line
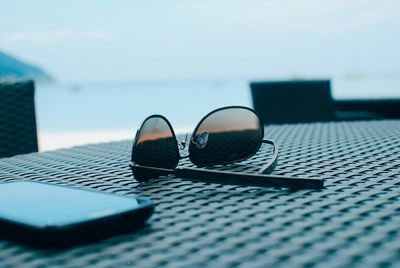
130,106,323,189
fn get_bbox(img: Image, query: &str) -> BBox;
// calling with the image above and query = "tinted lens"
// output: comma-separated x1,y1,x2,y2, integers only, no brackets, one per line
132,115,179,170
189,107,263,166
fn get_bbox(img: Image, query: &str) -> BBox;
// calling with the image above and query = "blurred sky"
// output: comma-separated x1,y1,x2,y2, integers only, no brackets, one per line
0,0,399,83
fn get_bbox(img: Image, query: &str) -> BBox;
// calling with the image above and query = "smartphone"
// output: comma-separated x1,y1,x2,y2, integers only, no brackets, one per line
0,181,154,247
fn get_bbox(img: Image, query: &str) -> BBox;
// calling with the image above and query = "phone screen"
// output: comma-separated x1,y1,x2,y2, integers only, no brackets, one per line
0,181,141,227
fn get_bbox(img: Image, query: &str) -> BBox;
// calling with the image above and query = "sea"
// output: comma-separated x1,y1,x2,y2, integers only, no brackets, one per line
36,77,400,151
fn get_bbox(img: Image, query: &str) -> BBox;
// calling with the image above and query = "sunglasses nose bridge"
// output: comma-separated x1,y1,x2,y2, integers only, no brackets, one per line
178,133,191,158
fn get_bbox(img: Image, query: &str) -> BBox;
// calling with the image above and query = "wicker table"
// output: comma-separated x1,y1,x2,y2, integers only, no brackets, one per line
0,120,399,267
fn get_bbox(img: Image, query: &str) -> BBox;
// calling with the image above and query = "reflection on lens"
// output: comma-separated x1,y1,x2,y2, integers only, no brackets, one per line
132,116,179,169
189,107,263,166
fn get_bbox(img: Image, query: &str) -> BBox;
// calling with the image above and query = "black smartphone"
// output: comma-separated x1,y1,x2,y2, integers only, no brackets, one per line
0,181,154,248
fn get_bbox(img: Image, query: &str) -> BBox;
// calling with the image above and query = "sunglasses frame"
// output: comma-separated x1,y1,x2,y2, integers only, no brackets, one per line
130,106,324,189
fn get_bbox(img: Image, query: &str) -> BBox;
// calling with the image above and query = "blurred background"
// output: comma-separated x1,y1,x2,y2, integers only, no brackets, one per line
1,0,399,151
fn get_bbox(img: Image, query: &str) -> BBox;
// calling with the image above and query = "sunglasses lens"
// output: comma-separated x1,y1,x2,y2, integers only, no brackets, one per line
189,107,263,166
132,116,179,170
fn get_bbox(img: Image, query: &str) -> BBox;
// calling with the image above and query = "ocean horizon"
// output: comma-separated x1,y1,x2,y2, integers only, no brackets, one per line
36,77,400,151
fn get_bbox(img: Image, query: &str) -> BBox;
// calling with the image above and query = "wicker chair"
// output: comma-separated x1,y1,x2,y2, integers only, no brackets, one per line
250,80,335,124
0,80,38,158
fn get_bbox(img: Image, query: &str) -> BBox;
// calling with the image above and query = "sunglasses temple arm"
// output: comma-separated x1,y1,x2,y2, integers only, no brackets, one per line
176,167,324,189
130,163,176,181
258,139,279,174
131,164,323,189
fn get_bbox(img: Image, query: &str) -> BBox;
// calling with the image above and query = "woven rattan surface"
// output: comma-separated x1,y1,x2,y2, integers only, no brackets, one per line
0,120,399,267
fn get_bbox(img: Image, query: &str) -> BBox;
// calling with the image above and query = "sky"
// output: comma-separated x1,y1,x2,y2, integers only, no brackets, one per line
0,0,399,83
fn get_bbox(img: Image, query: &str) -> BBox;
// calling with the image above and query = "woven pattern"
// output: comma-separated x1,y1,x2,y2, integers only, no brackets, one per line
0,80,38,158
0,120,399,267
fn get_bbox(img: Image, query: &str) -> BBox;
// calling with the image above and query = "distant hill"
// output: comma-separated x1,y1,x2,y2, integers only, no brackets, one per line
0,51,54,83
